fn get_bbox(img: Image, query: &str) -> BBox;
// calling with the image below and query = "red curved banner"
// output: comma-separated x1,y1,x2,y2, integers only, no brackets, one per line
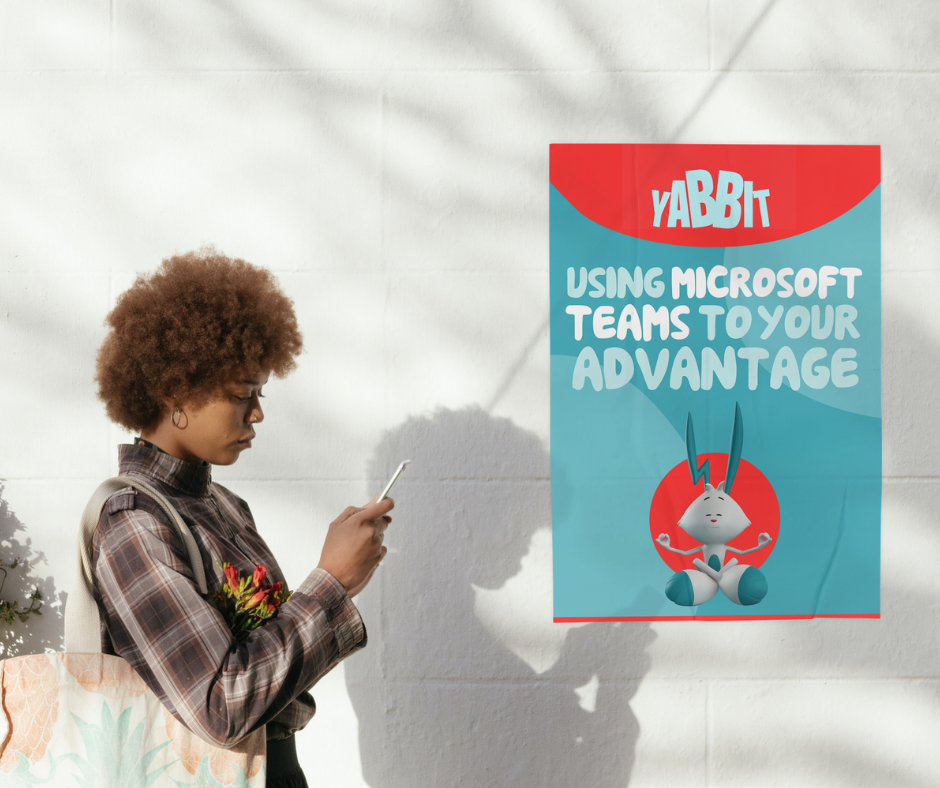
549,144,880,247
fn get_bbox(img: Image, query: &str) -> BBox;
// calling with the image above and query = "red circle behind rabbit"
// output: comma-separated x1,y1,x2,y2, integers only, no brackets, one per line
649,453,779,572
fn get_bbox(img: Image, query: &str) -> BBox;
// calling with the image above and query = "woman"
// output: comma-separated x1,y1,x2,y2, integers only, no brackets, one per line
93,249,391,787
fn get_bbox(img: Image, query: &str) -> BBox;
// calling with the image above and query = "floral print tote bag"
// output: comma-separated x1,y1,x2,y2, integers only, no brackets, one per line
0,477,266,787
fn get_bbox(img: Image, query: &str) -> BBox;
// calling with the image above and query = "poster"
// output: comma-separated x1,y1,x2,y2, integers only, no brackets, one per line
550,144,881,621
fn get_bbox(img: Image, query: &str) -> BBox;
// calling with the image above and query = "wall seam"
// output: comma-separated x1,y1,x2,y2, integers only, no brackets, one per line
3,67,940,76
705,680,712,788
3,476,939,483
707,0,712,72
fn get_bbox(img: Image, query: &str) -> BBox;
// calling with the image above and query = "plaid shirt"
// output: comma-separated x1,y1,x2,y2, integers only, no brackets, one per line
92,442,366,746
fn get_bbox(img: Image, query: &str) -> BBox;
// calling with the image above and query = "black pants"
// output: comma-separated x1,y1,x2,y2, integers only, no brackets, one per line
267,736,308,788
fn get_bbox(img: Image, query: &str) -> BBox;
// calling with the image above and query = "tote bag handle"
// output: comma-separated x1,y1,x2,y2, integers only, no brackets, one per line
64,476,209,653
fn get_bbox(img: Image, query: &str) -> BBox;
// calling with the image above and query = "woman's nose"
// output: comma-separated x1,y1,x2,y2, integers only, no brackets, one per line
248,401,264,424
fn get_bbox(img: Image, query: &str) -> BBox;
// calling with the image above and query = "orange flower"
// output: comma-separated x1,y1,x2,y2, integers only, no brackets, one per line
243,589,269,611
214,560,291,641
269,582,283,603
223,564,239,590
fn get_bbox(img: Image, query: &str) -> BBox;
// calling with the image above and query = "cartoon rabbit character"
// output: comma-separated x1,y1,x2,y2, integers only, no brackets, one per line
656,403,772,607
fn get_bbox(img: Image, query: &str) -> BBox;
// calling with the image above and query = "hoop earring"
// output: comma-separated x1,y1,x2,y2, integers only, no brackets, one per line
171,408,182,428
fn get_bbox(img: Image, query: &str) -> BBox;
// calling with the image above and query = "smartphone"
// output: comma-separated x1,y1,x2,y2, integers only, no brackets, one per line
377,460,411,502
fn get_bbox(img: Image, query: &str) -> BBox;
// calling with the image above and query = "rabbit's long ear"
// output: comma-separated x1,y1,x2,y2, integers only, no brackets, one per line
686,412,710,487
725,402,744,494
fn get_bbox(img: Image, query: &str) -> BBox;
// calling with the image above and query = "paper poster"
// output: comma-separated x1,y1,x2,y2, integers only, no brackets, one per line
550,144,881,621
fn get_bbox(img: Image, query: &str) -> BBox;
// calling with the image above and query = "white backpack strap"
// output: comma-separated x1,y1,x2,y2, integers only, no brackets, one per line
64,476,209,653
113,476,209,596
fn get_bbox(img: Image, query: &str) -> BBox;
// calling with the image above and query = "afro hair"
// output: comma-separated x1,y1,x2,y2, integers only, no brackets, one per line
96,249,304,431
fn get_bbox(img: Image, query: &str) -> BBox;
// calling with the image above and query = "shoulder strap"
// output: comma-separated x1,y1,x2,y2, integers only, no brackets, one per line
64,476,209,653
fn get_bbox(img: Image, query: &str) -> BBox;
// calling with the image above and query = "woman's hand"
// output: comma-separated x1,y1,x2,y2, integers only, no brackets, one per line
317,498,394,597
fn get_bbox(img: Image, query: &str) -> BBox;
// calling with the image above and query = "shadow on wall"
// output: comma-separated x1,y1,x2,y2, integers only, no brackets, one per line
0,483,64,657
347,408,654,788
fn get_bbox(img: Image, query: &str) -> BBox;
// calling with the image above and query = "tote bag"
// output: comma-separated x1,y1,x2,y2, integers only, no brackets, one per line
0,476,266,787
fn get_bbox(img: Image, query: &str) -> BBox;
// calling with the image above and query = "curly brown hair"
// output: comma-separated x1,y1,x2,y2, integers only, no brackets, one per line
96,249,304,431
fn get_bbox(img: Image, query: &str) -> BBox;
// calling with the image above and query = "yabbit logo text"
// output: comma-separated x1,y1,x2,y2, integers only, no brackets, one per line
652,170,771,229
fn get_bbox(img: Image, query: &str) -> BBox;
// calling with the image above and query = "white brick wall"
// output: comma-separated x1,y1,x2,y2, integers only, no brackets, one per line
0,1,936,784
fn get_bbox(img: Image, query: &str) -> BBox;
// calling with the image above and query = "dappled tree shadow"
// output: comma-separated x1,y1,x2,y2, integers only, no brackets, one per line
0,483,64,657
5,0,939,782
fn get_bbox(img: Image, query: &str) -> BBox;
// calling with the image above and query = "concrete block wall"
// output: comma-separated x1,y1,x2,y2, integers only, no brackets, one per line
0,1,937,784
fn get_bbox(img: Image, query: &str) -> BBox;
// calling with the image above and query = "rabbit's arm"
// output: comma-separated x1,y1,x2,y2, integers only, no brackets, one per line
656,534,702,556
726,533,772,555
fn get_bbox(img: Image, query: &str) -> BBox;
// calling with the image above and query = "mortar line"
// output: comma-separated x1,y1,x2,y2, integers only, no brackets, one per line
380,74,391,433
378,49,391,691
486,316,548,412
705,681,712,788
0,477,554,483
670,0,780,141
109,0,115,72
707,0,712,72
4,475,938,482
641,677,940,683
4,66,940,76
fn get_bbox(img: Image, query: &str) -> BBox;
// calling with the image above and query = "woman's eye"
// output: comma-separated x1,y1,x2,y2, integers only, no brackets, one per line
235,392,264,403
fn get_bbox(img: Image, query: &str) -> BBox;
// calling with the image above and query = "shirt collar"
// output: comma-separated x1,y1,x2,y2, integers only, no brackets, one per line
118,441,213,498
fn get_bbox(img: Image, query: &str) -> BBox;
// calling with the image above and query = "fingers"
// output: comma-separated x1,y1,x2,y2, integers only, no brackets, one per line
333,498,395,523
363,498,395,520
321,500,395,594
365,536,386,574
332,499,392,529
332,505,362,526
357,497,395,523
372,516,391,535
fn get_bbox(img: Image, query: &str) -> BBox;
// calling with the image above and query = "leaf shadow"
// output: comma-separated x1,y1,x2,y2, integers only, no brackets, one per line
0,483,65,657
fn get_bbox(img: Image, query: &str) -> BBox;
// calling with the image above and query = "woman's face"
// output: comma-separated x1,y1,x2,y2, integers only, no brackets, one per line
169,371,270,466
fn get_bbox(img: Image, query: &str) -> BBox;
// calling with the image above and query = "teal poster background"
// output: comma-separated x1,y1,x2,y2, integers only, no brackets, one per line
550,145,881,621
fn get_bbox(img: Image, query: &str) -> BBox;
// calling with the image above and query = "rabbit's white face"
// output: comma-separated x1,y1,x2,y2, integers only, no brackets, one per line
678,482,750,543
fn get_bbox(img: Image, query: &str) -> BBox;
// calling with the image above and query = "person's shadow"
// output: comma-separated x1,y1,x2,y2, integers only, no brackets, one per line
0,483,64,657
346,408,654,788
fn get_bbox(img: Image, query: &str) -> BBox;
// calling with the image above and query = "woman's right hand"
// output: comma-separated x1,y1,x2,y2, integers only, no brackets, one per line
317,498,394,596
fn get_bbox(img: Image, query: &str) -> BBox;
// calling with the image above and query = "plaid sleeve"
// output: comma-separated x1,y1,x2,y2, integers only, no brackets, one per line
293,568,368,662
95,507,366,748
